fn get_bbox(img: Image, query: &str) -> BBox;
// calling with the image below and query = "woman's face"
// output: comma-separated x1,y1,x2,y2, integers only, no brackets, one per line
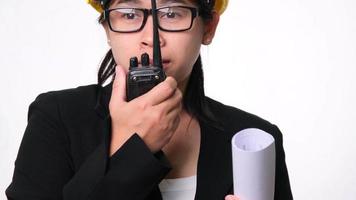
103,0,219,91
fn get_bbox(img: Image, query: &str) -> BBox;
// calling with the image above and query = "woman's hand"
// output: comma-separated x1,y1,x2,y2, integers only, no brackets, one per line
225,195,240,200
109,65,182,155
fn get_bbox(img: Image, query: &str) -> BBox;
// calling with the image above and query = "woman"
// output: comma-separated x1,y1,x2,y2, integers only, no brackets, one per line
6,0,293,199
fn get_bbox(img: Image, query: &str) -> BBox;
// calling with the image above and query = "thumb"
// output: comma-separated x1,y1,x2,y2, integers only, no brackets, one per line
111,65,127,103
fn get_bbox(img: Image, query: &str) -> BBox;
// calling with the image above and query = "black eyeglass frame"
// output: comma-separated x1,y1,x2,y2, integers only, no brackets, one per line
104,6,200,33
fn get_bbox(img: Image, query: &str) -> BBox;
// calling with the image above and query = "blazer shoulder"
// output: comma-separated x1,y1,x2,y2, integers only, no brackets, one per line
29,84,99,121
36,84,98,103
33,84,98,107
205,97,280,137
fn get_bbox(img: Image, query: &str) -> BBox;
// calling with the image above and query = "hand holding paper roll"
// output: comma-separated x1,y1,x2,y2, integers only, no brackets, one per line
231,128,276,200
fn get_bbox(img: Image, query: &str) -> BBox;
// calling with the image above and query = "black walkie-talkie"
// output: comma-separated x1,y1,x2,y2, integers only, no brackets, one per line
126,0,166,101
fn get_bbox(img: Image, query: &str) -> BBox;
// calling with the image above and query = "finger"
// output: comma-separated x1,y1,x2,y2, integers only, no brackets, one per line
136,76,177,106
154,88,182,114
167,98,182,117
111,65,127,104
165,102,182,121
172,115,180,131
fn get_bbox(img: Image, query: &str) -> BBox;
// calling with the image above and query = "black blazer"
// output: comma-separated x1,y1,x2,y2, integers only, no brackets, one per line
6,84,293,200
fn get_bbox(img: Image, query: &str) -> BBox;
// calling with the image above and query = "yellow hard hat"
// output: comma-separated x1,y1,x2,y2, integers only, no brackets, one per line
213,0,228,14
87,0,228,15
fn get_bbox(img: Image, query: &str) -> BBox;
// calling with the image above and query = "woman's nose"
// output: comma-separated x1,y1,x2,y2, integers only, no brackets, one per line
140,16,165,48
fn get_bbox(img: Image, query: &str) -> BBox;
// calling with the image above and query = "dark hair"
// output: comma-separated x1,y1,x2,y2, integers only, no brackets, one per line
96,0,221,128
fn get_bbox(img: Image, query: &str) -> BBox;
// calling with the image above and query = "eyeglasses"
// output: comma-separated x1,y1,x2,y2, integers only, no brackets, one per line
104,6,200,33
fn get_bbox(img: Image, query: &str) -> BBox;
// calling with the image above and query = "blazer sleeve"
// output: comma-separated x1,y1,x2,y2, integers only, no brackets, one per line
6,92,171,200
272,125,293,200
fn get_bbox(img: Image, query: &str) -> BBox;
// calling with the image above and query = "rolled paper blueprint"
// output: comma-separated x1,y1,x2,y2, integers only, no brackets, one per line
231,128,276,200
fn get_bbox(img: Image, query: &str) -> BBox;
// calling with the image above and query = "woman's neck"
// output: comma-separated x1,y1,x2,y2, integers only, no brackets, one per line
178,75,190,95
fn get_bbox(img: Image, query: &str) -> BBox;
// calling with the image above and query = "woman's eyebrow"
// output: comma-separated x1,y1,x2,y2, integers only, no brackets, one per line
159,0,188,5
116,0,140,5
115,0,189,6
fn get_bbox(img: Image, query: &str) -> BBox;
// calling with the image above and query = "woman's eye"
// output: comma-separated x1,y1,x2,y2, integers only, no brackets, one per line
116,9,142,20
161,11,182,19
123,13,136,19
166,12,177,18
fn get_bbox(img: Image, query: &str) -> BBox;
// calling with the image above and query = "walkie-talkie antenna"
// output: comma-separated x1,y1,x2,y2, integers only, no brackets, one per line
151,0,163,68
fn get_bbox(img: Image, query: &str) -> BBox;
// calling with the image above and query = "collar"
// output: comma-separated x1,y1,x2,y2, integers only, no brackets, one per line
94,82,113,119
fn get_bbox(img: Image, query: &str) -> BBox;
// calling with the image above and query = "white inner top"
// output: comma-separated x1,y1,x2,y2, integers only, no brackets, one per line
158,175,197,200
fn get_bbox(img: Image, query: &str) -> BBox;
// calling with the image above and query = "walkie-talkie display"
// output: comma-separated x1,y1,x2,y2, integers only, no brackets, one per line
126,0,166,101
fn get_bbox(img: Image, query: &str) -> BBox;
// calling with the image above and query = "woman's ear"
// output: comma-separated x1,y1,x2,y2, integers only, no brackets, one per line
202,12,220,45
102,22,112,46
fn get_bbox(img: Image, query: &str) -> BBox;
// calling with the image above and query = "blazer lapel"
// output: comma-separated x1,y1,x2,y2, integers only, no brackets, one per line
195,121,233,200
94,83,112,119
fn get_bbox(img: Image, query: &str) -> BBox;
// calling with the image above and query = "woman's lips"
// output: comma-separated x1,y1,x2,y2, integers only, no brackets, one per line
162,60,170,69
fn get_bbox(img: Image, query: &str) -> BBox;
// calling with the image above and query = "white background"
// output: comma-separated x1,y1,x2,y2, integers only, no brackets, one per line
1,0,356,199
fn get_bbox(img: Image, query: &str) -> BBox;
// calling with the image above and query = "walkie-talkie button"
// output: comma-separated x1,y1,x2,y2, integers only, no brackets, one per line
141,53,149,66
130,57,138,69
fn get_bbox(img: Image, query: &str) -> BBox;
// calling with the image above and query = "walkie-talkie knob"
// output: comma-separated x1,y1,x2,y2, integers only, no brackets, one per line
129,57,138,69
141,53,150,66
